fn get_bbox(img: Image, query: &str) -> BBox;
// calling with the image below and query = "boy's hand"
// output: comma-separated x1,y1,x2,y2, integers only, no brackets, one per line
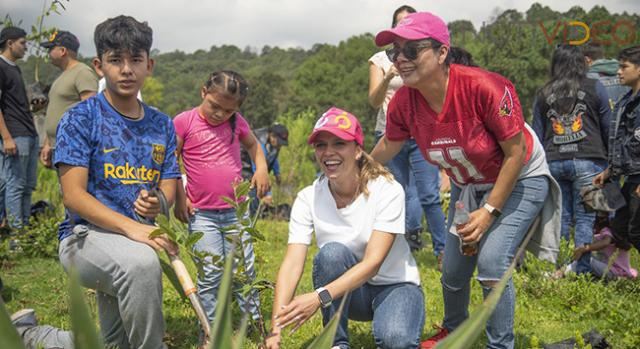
174,197,194,223
593,169,609,187
1,136,17,156
40,144,53,168
251,169,270,198
127,223,179,255
134,189,161,219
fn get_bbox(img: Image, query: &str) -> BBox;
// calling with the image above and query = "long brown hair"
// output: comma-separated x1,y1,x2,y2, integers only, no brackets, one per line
356,151,393,198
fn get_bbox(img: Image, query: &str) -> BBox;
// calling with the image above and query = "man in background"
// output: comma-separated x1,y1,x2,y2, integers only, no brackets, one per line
39,30,98,168
585,43,630,111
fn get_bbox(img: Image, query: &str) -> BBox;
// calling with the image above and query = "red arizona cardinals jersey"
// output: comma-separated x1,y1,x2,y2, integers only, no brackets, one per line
386,64,533,185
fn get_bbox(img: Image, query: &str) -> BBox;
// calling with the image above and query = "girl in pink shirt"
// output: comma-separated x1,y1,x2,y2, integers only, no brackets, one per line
559,213,638,279
173,70,269,327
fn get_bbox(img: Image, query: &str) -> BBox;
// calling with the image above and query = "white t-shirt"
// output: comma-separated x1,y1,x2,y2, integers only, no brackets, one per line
288,175,421,286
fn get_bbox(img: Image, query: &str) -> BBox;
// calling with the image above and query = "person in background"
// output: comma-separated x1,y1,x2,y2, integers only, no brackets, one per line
368,5,448,262
554,213,637,280
39,30,98,168
584,43,630,111
594,45,640,254
267,107,424,349
532,44,611,275
0,26,45,229
371,12,560,348
241,123,288,216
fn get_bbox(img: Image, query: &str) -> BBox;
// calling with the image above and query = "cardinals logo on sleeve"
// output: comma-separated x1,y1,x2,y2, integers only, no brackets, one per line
498,86,514,117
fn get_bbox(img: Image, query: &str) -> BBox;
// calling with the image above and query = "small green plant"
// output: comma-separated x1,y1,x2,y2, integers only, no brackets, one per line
19,213,60,259
220,180,274,343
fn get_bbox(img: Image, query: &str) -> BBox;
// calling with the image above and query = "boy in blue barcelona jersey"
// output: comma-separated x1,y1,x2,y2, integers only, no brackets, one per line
53,15,180,349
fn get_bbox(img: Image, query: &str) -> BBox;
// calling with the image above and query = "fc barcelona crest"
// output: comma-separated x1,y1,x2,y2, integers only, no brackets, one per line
152,144,166,165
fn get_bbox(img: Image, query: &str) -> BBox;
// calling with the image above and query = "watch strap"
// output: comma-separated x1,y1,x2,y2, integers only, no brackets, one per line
483,202,502,218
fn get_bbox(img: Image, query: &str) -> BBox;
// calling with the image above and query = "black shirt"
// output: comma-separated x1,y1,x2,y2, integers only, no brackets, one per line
0,56,37,137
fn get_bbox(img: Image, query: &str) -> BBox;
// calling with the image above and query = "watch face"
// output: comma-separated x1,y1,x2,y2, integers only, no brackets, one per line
319,289,332,307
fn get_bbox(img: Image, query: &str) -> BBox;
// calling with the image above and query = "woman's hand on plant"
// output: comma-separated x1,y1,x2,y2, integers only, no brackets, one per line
134,189,161,218
458,207,495,244
265,332,281,349
251,169,270,198
274,292,320,334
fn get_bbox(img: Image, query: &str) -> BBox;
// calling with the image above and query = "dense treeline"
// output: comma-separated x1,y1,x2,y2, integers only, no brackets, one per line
17,4,640,137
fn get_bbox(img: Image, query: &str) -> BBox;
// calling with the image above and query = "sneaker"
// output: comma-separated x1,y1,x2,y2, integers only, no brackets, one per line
11,308,37,337
11,308,37,327
406,229,424,252
421,326,449,349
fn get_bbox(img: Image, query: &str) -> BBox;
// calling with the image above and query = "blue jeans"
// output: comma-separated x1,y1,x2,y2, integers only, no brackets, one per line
313,242,425,349
548,158,606,274
442,176,548,349
188,208,260,323
377,133,447,255
0,136,39,228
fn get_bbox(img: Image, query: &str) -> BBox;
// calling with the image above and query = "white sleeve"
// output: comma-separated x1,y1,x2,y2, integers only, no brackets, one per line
288,188,314,245
372,180,405,235
368,51,385,69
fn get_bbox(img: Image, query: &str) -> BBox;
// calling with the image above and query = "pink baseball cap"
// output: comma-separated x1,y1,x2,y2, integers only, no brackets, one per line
375,12,450,47
308,107,364,146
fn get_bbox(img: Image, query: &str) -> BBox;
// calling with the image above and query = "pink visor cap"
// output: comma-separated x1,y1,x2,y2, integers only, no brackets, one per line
375,12,450,47
308,107,364,147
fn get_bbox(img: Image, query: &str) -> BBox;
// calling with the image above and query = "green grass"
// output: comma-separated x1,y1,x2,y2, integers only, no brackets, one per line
2,218,640,348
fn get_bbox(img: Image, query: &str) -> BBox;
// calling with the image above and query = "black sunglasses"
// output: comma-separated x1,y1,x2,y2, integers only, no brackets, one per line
386,41,432,62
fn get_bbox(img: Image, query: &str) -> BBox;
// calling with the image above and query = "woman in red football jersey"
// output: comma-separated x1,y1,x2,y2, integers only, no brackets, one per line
371,11,561,349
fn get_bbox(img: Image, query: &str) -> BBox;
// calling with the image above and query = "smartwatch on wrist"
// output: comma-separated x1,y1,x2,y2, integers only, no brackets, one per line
315,287,333,308
483,203,502,218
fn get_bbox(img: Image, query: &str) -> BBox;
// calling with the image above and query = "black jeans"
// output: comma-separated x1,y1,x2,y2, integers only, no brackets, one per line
611,181,640,251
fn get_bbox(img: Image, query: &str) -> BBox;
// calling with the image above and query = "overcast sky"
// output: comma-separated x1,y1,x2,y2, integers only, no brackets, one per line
4,0,639,57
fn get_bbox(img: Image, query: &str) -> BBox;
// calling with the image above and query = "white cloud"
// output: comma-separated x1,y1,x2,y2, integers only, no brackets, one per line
3,0,638,57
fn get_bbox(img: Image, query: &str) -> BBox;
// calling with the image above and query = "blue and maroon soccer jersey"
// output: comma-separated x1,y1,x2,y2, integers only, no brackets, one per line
54,92,181,240
386,64,534,186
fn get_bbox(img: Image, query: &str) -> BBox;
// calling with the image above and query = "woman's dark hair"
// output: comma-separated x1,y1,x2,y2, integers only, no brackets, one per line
391,5,417,28
538,44,587,114
618,45,640,66
204,70,250,144
94,15,153,58
449,46,477,67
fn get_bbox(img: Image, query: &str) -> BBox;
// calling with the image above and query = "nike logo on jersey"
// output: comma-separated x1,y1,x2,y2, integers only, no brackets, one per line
103,147,119,153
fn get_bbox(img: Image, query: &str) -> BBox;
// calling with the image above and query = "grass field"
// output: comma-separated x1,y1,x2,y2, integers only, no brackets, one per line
2,217,640,348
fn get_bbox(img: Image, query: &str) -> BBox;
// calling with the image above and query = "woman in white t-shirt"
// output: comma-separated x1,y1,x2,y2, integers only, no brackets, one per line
265,107,424,349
